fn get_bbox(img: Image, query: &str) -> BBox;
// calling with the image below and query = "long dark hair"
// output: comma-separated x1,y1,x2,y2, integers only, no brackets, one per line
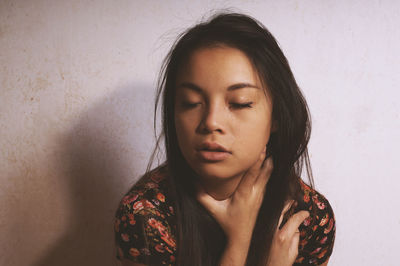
147,12,314,266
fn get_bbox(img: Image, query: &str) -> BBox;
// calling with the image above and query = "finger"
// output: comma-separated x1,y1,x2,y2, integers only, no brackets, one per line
289,229,301,256
255,156,274,189
236,150,266,194
277,200,295,229
281,210,310,237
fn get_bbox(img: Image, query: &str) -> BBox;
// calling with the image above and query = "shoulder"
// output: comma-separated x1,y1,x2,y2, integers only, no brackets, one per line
118,165,173,214
114,165,177,264
293,179,336,265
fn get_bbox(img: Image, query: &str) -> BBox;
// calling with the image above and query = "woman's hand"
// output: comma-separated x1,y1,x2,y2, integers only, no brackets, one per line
196,150,273,244
266,201,310,266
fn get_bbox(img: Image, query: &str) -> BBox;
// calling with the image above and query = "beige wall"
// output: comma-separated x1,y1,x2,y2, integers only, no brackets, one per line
1,1,400,265
0,1,161,265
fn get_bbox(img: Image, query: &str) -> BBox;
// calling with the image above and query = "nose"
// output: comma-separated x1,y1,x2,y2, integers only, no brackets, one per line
197,102,226,134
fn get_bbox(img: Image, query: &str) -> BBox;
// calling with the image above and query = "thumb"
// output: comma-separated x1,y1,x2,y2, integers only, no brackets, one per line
289,228,301,257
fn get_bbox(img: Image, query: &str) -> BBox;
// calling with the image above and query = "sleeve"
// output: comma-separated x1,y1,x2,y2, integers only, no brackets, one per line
114,196,177,265
114,200,151,264
294,192,336,265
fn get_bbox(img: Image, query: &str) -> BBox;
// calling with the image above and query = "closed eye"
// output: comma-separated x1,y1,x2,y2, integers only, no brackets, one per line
230,102,253,109
181,102,201,109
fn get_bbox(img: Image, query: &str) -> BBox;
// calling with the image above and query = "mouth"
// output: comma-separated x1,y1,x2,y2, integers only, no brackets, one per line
196,142,231,162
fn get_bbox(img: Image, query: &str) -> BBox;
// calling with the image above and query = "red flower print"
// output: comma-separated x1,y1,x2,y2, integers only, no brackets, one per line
148,218,159,228
128,214,136,225
320,236,328,244
143,199,155,209
312,194,327,210
158,225,168,237
161,235,176,248
312,195,320,204
317,201,326,210
129,248,140,257
155,244,165,253
313,225,318,231
317,248,328,259
133,201,144,211
165,245,174,254
157,193,165,202
133,199,155,211
122,194,138,205
320,213,329,226
304,193,310,203
149,218,174,248
170,255,176,262
121,215,127,221
148,218,166,232
324,218,334,234
303,216,311,226
121,233,130,242
310,247,321,255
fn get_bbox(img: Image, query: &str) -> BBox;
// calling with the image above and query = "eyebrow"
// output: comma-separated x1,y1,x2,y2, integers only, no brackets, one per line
177,82,260,92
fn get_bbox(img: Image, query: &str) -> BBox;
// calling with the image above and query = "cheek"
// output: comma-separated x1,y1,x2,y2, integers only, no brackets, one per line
175,114,195,146
234,115,271,153
175,114,188,131
237,130,270,155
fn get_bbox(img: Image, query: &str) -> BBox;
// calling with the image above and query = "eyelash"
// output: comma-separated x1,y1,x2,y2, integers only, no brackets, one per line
230,102,253,109
181,102,200,109
181,102,253,109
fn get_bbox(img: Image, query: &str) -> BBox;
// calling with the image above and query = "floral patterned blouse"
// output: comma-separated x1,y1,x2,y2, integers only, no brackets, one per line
114,165,335,265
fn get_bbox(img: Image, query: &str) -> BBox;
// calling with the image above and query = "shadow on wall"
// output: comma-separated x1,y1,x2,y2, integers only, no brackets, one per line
34,84,156,266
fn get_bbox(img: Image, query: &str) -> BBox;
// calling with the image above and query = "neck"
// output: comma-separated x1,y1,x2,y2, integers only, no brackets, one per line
198,173,244,200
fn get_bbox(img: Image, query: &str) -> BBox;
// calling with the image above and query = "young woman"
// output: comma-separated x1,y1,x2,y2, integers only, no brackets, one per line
115,13,335,266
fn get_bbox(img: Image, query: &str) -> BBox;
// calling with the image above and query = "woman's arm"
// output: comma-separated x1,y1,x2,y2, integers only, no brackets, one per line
218,237,252,266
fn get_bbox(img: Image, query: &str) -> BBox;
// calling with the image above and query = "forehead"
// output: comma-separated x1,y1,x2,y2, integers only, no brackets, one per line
176,46,265,93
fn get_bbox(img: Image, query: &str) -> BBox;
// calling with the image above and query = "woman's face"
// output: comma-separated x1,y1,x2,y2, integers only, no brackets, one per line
174,46,274,181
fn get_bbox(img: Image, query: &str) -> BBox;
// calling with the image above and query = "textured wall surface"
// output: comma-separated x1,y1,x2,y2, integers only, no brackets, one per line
1,1,399,265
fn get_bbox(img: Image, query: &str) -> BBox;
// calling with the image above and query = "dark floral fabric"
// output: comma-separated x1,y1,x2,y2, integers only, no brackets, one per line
284,179,336,265
115,165,335,265
115,166,176,265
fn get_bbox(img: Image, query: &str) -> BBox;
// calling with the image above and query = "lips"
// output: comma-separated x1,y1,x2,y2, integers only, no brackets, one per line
196,142,231,162
197,142,231,153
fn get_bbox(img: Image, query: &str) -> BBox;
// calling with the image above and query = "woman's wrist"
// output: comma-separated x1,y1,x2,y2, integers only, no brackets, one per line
219,238,251,266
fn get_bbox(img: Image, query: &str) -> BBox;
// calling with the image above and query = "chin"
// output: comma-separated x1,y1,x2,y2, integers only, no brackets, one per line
191,163,244,181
